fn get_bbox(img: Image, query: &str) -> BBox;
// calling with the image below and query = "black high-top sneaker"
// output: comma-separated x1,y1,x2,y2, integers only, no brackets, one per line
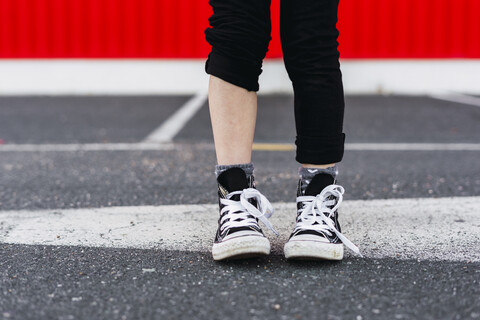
212,167,278,261
284,173,360,260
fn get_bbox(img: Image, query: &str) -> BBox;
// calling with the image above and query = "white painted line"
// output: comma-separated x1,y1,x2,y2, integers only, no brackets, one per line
1,197,479,262
1,142,480,152
344,143,480,151
0,142,179,152
143,91,208,143
430,92,480,108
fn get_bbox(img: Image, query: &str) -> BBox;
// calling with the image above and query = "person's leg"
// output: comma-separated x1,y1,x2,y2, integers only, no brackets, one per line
204,0,276,261
205,0,272,166
280,0,360,260
208,75,257,165
280,0,345,167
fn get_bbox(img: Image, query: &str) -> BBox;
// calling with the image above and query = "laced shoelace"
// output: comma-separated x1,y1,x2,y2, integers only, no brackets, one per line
295,184,362,256
220,188,278,236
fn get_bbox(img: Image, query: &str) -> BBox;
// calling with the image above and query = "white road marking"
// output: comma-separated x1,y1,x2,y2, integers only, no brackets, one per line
143,91,208,143
344,143,480,151
430,92,480,108
0,142,178,152
1,142,480,152
1,197,479,262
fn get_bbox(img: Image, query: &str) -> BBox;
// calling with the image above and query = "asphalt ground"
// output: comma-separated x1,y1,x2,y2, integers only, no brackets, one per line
0,94,479,319
0,96,189,144
1,245,478,320
0,148,478,210
176,95,480,143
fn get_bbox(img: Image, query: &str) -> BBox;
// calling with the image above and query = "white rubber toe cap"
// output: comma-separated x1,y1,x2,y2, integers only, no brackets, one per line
284,236,343,261
212,235,270,261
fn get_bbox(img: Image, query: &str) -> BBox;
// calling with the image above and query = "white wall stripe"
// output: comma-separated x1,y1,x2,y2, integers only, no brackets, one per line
1,197,479,262
1,59,480,95
143,91,208,142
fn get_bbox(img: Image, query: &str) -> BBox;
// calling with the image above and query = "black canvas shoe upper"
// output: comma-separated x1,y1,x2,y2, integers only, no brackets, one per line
214,167,276,243
293,173,342,243
303,172,335,196
217,167,250,197
290,173,361,255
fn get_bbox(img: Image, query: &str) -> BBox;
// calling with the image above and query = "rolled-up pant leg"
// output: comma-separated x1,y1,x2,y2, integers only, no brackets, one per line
205,0,272,92
281,0,345,164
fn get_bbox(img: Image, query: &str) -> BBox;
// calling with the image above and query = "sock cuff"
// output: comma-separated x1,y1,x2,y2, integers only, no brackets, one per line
215,162,254,178
298,165,338,180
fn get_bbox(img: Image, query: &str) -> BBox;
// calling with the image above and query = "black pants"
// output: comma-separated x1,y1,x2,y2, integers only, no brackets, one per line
205,0,345,165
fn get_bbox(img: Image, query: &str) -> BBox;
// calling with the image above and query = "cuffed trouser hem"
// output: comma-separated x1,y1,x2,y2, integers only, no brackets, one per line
205,50,261,92
295,133,345,164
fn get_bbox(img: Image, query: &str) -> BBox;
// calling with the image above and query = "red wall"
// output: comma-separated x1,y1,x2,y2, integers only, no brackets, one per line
0,0,479,59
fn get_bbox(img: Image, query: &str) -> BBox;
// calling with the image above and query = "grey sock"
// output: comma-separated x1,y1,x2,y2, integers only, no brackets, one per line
215,162,254,178
299,165,338,192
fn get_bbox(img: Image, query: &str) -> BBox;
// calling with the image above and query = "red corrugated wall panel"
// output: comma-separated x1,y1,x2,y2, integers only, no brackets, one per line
0,0,478,58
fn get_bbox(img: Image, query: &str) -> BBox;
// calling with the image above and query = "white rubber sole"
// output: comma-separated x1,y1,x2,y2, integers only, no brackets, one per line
284,240,344,261
212,235,270,261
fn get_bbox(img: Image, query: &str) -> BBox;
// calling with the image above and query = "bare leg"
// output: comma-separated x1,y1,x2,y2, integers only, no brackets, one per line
208,75,257,165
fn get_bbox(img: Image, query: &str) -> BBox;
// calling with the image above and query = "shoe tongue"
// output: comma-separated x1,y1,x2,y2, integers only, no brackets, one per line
304,173,334,196
217,167,249,193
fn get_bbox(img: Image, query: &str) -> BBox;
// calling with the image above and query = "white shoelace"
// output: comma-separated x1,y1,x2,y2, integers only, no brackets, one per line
220,188,278,236
295,185,362,256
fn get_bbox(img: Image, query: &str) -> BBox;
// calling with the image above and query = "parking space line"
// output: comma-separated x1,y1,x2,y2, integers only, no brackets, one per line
430,92,480,108
143,91,208,143
1,142,480,152
0,143,178,152
252,143,295,151
344,143,480,151
1,196,479,262
253,143,480,151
